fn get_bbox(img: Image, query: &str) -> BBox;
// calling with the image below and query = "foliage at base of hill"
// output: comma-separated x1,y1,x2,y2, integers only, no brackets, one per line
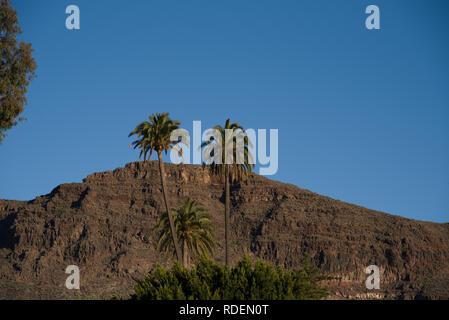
132,255,329,300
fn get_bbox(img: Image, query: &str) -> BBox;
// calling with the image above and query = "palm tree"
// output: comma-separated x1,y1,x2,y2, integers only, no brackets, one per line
154,198,216,268
201,119,254,267
129,113,184,263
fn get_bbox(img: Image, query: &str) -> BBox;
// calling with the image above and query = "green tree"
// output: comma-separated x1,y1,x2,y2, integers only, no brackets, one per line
201,119,254,266
0,0,36,144
154,198,216,268
129,113,185,263
133,255,329,300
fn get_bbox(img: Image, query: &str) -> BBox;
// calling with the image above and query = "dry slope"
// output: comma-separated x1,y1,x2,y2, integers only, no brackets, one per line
1,161,448,299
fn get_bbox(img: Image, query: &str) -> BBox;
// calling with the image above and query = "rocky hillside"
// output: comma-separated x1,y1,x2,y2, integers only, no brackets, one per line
1,161,448,299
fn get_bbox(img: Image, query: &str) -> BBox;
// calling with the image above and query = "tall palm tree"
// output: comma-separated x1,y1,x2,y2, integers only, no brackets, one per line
129,113,184,263
154,198,216,268
201,119,254,267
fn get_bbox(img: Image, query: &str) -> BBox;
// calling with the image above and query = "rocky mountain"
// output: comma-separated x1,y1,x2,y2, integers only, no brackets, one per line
1,161,448,299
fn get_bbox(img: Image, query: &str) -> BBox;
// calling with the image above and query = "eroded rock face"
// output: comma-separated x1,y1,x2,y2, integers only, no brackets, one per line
0,161,448,299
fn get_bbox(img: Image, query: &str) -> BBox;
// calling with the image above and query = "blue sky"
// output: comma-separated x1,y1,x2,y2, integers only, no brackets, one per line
1,0,448,222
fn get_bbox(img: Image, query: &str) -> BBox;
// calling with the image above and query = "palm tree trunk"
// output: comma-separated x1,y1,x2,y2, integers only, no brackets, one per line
157,150,182,263
182,239,188,268
224,165,230,267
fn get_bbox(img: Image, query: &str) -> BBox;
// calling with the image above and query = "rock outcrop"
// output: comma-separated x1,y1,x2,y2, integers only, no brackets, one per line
1,161,448,299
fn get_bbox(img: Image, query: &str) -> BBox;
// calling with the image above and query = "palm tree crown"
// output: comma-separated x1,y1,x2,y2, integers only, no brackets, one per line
201,118,254,181
154,198,216,268
129,112,185,161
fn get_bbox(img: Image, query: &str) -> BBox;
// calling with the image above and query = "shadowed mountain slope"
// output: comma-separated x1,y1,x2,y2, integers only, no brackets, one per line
1,161,448,299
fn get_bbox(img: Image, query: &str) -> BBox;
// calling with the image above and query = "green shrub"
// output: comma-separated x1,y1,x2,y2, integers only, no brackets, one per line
132,255,329,300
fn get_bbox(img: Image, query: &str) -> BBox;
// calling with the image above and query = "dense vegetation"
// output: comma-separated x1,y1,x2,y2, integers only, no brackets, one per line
133,255,329,300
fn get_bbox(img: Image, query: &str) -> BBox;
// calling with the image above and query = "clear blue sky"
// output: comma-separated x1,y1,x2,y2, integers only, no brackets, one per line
1,0,448,222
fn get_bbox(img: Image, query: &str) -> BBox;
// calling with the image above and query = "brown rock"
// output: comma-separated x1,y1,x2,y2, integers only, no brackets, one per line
0,161,448,299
